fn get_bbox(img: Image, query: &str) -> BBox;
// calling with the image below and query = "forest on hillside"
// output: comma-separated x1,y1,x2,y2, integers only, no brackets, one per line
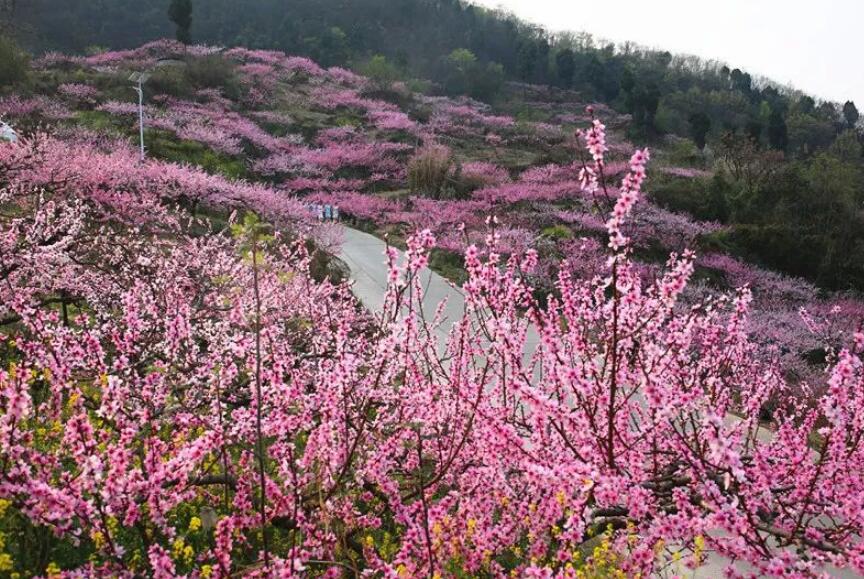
4,0,864,292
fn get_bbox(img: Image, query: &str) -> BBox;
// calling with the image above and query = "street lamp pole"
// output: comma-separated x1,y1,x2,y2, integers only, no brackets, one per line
129,72,152,162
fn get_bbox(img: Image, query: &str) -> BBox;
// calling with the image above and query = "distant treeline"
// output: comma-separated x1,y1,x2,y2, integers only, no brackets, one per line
5,0,859,140
3,0,864,291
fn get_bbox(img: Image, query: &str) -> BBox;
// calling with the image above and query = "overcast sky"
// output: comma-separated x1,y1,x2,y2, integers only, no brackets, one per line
471,0,862,106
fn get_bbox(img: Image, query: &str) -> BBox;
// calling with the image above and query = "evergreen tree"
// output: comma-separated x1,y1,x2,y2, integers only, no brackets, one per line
168,0,192,45
843,101,860,129
554,48,575,88
688,112,712,150
767,109,789,152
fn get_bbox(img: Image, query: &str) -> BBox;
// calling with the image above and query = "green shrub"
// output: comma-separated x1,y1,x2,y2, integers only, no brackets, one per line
186,55,240,96
0,36,30,90
146,131,247,179
147,66,193,98
540,225,573,241
428,249,467,285
359,55,401,90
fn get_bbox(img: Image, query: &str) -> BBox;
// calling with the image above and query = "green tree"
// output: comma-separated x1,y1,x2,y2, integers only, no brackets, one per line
554,48,575,88
843,101,860,129
441,48,477,96
440,49,502,101
361,54,401,90
745,120,763,145
767,109,788,152
0,35,28,88
620,67,635,96
730,68,752,94
797,95,815,115
471,61,505,102
515,39,538,82
168,0,192,45
629,82,660,137
688,112,711,150
829,130,863,162
447,48,477,73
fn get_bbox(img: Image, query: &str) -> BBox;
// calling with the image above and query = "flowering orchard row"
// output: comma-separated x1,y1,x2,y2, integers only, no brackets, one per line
2,112,864,577
4,40,861,386
5,39,861,389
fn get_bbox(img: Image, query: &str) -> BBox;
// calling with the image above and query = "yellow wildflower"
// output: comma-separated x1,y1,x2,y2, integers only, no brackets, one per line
188,516,202,532
0,553,13,572
172,538,185,558
694,534,705,564
91,530,106,550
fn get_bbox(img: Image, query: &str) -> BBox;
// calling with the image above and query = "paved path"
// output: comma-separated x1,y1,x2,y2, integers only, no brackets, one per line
339,226,541,354
339,226,466,340
337,226,852,578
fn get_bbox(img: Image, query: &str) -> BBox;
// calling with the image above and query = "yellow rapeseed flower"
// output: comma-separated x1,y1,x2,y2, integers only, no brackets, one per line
91,530,106,550
694,534,705,564
0,553,13,572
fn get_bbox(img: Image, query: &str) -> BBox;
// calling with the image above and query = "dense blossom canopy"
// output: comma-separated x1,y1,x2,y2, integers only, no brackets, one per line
1,41,864,578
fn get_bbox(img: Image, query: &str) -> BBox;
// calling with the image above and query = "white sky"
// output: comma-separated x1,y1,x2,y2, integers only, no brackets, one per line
471,0,863,106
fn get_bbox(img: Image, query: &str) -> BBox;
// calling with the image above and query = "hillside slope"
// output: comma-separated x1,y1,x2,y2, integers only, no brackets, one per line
2,39,864,578
6,0,864,293
0,38,858,388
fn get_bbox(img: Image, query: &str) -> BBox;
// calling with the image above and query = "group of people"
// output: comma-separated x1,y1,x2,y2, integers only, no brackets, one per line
307,204,340,222
0,121,18,143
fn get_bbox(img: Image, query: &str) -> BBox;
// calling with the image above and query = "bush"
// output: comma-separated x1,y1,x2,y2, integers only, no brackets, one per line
147,65,193,98
359,55,401,90
146,131,247,180
408,144,456,199
427,248,467,284
185,56,241,98
540,224,573,241
0,36,30,90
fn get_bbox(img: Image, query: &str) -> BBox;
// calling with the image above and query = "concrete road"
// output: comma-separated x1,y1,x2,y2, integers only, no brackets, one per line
339,226,540,352
338,226,466,341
